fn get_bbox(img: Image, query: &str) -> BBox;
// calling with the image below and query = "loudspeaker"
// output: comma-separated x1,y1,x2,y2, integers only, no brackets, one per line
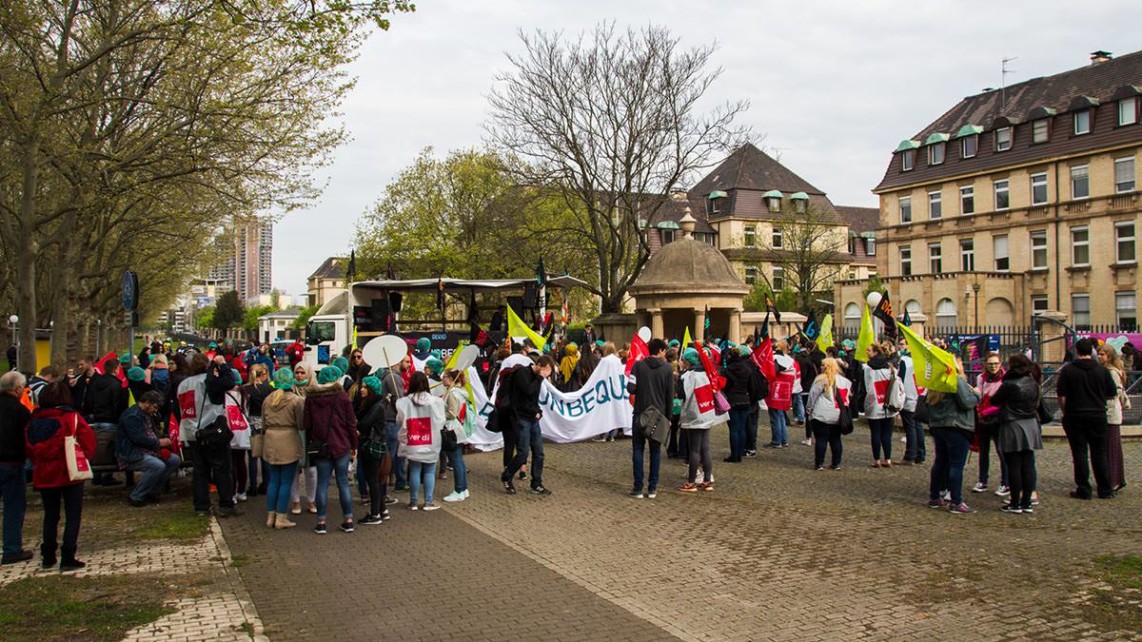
507,296,525,320
389,292,403,313
523,283,538,308
371,299,392,332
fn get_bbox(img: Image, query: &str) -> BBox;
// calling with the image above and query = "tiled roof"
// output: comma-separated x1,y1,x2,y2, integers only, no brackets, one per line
308,256,346,280
878,50,1142,192
692,143,825,195
835,206,879,233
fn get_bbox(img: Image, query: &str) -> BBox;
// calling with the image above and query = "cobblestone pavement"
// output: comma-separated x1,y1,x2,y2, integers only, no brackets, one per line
221,427,1141,642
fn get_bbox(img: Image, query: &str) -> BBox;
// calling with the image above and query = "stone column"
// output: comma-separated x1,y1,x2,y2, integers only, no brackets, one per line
728,308,742,343
649,308,664,340
694,307,705,343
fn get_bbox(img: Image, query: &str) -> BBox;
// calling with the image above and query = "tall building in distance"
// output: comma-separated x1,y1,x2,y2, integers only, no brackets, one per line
208,219,273,302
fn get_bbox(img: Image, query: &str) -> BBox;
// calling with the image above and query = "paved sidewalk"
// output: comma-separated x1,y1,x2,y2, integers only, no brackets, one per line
221,430,1141,641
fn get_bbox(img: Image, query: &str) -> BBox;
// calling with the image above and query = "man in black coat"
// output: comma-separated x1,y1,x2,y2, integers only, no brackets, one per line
1056,338,1118,499
627,339,675,498
0,371,32,564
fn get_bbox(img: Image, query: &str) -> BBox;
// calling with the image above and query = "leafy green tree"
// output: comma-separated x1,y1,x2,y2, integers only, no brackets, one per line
243,305,277,332
291,304,321,331
195,306,215,331
213,291,245,330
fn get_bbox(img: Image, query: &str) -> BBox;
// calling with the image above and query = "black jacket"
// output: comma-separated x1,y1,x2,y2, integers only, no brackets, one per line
627,356,674,418
0,393,30,463
1056,358,1116,418
990,370,1039,421
85,373,128,423
721,355,759,410
509,365,545,420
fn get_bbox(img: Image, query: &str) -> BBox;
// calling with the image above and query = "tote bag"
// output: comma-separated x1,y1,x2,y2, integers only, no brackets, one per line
64,415,94,482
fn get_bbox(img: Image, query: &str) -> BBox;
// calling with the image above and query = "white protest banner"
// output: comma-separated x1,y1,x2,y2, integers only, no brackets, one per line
466,355,634,451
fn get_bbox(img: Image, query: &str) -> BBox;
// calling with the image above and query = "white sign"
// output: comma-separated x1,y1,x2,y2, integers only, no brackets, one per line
466,355,634,451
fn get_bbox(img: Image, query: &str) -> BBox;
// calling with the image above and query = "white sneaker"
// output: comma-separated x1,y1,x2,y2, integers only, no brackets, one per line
940,490,951,502
461,489,470,499
443,491,466,503
422,503,441,511
994,485,1011,497
235,493,247,502
970,482,988,493
800,439,812,446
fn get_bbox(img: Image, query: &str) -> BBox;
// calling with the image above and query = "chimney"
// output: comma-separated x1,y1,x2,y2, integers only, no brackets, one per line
1090,50,1113,65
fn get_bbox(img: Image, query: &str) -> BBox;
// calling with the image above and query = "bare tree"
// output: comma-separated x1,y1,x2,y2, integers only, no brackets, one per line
762,204,848,312
486,23,750,314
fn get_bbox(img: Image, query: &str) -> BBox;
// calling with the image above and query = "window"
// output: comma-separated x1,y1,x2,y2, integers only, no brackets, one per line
771,227,783,248
1031,172,1048,205
661,229,675,244
744,225,756,248
794,199,807,214
1071,227,1089,267
744,266,757,285
1072,294,1091,329
961,135,978,158
1116,222,1136,263
928,191,942,219
1032,119,1049,143
995,127,1012,151
1115,157,1135,193
1119,97,1138,126
1071,165,1089,199
928,242,942,273
935,298,957,330
710,198,720,215
899,195,912,223
1074,110,1091,135
865,237,876,255
900,246,912,276
960,239,975,272
928,142,945,166
843,302,861,332
901,149,915,172
772,267,784,291
1117,291,1137,330
994,179,1010,210
994,234,1009,271
1031,230,1048,269
766,196,781,213
960,186,974,215
1031,295,1049,314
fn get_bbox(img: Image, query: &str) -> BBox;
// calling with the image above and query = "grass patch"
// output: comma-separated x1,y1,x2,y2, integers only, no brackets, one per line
132,511,210,541
230,554,250,568
1093,554,1142,590
0,575,175,642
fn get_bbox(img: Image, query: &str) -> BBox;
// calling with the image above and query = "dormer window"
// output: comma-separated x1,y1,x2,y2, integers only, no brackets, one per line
865,237,876,256
995,127,1012,151
790,191,809,214
928,142,945,165
1032,119,1049,143
1074,110,1091,135
896,139,919,172
762,190,783,213
1119,97,1139,126
707,190,727,216
961,135,978,158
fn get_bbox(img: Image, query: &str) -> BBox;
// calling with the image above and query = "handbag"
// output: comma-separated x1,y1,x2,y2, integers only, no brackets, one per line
835,388,854,435
441,427,458,452
713,390,731,415
639,406,671,444
363,435,387,460
64,415,94,482
196,415,234,449
306,436,330,460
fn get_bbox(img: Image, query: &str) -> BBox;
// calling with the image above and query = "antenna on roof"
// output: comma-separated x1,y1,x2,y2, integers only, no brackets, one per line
1001,56,1018,113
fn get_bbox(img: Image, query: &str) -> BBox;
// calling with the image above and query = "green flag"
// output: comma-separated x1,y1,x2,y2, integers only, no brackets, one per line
897,322,958,393
855,303,875,362
816,314,833,352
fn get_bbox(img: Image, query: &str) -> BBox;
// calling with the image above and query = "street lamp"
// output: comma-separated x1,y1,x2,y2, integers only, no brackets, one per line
972,283,981,327
8,315,18,366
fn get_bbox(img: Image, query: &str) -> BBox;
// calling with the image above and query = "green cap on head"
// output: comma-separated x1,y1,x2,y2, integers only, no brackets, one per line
425,357,444,375
317,366,343,385
209,342,218,349
669,339,680,348
683,348,701,366
272,368,295,389
738,344,751,357
362,375,383,395
416,338,431,352
119,353,132,365
127,366,146,382
332,356,349,373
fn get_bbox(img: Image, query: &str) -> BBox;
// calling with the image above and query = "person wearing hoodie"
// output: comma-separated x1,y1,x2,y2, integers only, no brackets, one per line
678,348,718,492
721,347,759,463
990,354,1044,514
397,372,446,510
925,357,980,514
1056,338,1118,500
303,366,358,533
26,381,95,570
261,368,306,529
626,339,674,498
806,358,852,471
861,342,900,468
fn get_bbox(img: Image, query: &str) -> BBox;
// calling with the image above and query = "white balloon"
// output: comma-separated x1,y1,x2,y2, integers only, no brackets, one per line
866,291,883,309
638,326,652,342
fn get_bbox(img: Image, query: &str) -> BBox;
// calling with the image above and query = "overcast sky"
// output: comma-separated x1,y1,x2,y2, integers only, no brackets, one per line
272,0,1142,297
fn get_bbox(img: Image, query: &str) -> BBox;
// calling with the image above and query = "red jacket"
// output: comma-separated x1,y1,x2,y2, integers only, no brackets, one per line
26,407,96,489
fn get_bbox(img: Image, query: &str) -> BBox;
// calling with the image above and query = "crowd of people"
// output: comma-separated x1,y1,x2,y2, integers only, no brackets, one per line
0,327,1131,569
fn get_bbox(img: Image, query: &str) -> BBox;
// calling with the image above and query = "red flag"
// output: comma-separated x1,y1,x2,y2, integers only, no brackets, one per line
625,333,649,375
694,340,726,391
752,337,776,382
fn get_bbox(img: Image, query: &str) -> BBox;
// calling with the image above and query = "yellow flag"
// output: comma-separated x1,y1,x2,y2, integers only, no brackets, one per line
897,322,958,393
506,305,546,351
682,326,693,350
444,341,467,370
816,314,833,352
855,304,875,362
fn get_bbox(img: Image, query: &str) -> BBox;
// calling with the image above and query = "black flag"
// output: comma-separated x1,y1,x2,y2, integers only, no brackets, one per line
873,291,897,339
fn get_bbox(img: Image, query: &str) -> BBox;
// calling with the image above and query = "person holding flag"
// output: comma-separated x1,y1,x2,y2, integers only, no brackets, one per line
925,356,980,514
896,341,926,465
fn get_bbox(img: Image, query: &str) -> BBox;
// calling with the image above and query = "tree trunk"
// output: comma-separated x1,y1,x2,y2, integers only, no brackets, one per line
15,135,41,375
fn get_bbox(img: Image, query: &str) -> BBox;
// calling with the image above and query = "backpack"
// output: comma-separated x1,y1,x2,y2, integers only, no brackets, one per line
493,365,523,409
884,366,906,414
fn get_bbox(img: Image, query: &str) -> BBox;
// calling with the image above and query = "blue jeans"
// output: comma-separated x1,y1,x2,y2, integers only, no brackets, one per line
768,408,788,446
384,421,407,487
727,408,749,460
408,460,437,505
901,410,926,462
868,417,894,461
792,393,806,423
0,462,27,556
91,423,117,484
930,427,971,504
126,453,181,503
503,418,544,488
631,427,661,492
745,406,759,452
266,462,298,514
314,454,353,522
451,446,467,493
